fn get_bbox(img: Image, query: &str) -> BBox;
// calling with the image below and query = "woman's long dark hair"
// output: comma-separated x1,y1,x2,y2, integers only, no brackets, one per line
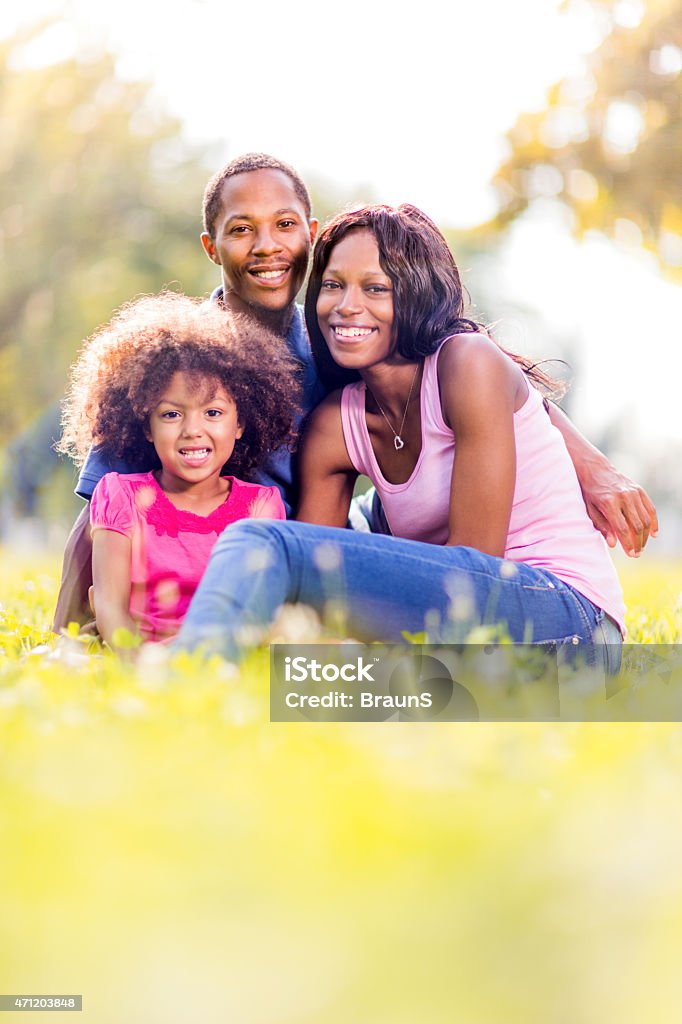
305,203,560,395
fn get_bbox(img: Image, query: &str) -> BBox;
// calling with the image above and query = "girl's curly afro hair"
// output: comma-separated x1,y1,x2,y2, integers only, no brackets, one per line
59,291,302,477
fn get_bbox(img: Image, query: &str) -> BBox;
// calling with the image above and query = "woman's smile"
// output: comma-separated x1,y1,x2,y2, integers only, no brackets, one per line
316,229,395,369
330,325,377,341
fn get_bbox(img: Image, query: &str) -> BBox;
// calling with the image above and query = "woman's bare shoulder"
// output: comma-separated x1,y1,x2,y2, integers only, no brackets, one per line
436,333,523,425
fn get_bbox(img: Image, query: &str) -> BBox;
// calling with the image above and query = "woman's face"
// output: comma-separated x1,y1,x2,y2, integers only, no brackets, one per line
316,229,397,371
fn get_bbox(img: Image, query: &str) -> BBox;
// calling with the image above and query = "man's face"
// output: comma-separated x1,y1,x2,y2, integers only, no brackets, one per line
202,169,318,319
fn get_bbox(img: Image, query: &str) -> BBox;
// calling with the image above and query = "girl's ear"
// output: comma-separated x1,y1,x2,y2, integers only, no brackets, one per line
236,420,245,440
144,421,152,443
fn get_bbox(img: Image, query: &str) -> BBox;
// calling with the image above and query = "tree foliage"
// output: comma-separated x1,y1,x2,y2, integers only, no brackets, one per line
0,22,216,439
494,0,682,276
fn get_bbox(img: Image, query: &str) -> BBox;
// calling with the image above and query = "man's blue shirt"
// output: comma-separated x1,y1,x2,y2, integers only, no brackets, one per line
75,297,326,517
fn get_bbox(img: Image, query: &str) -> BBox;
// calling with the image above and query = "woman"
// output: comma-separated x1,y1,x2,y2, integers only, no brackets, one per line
176,203,624,670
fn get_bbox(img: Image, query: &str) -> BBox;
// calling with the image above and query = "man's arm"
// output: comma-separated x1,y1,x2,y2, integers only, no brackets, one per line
548,402,658,557
54,443,136,632
52,505,94,632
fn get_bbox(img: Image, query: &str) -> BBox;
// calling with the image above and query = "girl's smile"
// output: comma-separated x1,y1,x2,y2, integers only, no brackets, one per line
148,371,244,495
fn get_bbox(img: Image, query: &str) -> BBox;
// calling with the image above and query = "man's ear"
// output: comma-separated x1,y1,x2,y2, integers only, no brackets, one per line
201,232,220,265
308,218,319,245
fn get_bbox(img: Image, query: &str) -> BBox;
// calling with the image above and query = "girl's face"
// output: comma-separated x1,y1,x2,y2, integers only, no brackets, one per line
316,229,397,372
147,371,243,490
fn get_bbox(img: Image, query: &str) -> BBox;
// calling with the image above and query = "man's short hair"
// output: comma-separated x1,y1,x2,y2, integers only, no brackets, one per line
202,153,313,238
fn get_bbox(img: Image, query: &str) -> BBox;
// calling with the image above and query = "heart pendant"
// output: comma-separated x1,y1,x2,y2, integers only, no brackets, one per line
394,436,405,451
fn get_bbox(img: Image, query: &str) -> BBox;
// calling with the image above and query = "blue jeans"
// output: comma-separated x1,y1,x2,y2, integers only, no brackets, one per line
175,520,622,673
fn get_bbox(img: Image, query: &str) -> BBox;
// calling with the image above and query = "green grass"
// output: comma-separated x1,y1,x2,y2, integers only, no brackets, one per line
1,550,681,1023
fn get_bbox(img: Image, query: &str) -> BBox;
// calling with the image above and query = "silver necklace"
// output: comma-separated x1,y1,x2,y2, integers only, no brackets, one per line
369,363,421,451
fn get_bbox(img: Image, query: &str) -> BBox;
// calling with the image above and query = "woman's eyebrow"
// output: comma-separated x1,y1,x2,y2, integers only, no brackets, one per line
324,267,390,279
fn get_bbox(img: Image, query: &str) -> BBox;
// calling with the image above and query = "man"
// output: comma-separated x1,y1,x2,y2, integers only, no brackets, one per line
52,153,657,631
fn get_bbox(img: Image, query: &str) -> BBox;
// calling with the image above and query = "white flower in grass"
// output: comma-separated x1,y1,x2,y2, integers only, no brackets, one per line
46,638,91,669
28,644,52,657
136,642,171,690
449,595,474,622
215,660,240,682
270,603,322,644
234,624,267,649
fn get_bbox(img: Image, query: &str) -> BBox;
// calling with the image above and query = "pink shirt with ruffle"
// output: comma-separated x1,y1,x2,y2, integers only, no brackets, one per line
90,471,284,642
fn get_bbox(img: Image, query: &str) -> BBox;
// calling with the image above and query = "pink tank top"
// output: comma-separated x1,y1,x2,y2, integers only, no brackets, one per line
340,338,625,630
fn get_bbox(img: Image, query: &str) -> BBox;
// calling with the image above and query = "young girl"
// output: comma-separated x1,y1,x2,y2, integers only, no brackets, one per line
59,292,300,648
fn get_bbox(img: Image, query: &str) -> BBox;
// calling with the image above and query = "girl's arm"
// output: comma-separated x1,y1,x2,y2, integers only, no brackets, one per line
91,529,139,651
439,336,520,556
546,402,658,556
296,392,358,527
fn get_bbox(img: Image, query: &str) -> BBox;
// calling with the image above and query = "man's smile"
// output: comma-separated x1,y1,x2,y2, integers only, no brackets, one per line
247,264,291,284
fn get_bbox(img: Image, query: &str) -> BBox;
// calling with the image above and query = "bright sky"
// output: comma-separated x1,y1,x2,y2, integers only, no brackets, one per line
5,0,602,226
4,0,682,454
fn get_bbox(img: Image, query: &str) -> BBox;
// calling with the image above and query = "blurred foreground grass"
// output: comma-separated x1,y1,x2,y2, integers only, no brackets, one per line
1,549,682,1023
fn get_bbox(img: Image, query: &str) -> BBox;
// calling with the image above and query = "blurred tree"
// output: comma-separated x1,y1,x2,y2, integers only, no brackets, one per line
0,21,377,529
494,0,682,277
0,20,217,442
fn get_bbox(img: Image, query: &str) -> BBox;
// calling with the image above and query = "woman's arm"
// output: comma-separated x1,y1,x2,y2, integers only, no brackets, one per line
296,393,358,527
439,336,520,556
91,529,139,651
546,402,658,557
